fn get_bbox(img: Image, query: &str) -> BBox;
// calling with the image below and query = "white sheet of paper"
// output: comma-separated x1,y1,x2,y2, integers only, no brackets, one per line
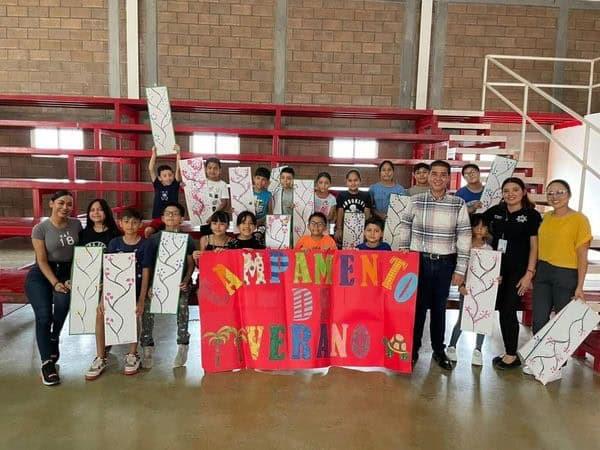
476,156,518,213
383,194,410,250
266,215,291,249
103,252,137,346
229,167,255,220
292,180,315,246
180,157,212,226
460,249,502,336
69,246,103,335
342,212,365,249
146,86,176,156
519,300,600,385
151,232,188,314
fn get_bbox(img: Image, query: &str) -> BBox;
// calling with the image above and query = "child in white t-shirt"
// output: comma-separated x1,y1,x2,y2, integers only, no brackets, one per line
314,172,336,227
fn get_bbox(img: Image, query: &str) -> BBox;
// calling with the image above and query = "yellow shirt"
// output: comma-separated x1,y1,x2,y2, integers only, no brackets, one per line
538,211,592,269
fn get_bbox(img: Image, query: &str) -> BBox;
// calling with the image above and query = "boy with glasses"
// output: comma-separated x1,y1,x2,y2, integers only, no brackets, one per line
455,163,484,214
139,202,196,369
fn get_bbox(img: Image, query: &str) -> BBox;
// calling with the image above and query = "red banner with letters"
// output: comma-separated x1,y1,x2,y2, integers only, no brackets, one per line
198,250,419,373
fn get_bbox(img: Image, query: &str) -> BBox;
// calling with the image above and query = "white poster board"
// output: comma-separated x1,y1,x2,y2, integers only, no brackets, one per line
342,212,365,249
103,253,137,346
384,194,410,250
146,86,176,156
292,180,315,246
460,249,502,336
229,166,255,220
150,232,188,314
519,300,600,385
180,157,211,226
476,156,518,213
69,247,103,335
266,215,291,249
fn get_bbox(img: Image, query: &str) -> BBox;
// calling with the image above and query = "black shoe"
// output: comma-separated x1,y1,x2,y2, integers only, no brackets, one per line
492,355,503,366
495,357,522,370
412,352,419,365
50,338,59,363
41,361,60,386
432,351,454,370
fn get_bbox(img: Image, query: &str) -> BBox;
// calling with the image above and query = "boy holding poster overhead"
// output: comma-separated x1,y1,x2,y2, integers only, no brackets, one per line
139,202,196,369
145,144,182,238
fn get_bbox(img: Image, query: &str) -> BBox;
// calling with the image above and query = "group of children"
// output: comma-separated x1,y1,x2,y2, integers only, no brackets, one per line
76,150,440,380
35,144,496,384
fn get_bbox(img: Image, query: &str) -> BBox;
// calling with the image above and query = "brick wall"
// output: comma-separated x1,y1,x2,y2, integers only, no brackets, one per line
286,0,403,106
0,0,108,96
156,0,274,102
443,3,558,111
564,9,600,114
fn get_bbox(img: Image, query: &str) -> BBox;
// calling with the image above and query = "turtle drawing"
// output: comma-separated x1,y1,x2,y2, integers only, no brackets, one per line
383,334,409,360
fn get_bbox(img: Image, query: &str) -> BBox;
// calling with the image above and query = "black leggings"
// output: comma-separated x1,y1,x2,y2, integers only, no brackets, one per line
495,269,523,356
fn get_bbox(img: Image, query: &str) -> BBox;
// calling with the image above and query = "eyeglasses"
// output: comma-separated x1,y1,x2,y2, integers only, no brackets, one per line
163,211,182,217
546,190,568,197
309,221,326,227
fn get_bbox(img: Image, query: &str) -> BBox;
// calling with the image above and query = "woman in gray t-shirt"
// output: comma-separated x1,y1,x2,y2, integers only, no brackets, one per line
24,190,82,386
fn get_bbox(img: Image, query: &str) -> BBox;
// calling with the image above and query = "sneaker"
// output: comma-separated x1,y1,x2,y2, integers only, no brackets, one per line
472,349,483,366
50,338,60,363
85,357,107,381
522,364,534,376
446,346,458,362
142,346,154,369
41,360,60,386
124,353,141,376
173,344,189,368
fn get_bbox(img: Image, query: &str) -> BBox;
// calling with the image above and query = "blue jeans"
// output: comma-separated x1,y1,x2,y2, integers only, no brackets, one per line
24,264,71,362
413,254,456,355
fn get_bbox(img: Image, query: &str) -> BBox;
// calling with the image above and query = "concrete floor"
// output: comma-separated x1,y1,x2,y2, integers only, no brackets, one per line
2,239,600,449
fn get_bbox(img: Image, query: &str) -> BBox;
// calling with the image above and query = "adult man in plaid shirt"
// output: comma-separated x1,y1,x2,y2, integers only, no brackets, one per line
399,160,472,370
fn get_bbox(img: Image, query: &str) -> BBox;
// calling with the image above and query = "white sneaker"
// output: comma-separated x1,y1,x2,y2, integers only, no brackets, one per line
446,346,458,362
124,353,141,375
472,349,483,366
142,346,154,369
85,357,107,380
522,364,534,376
174,344,189,368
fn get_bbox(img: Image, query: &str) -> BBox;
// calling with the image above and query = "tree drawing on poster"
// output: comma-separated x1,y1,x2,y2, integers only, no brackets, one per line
384,194,410,250
292,180,315,245
266,215,291,249
519,300,600,385
180,157,211,226
476,156,518,213
460,249,501,336
103,252,137,346
151,232,188,314
229,167,255,226
342,212,365,249
146,86,176,156
268,166,288,194
69,246,103,335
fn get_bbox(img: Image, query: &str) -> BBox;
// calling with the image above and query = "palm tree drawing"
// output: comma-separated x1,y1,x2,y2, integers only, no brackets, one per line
203,326,247,367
